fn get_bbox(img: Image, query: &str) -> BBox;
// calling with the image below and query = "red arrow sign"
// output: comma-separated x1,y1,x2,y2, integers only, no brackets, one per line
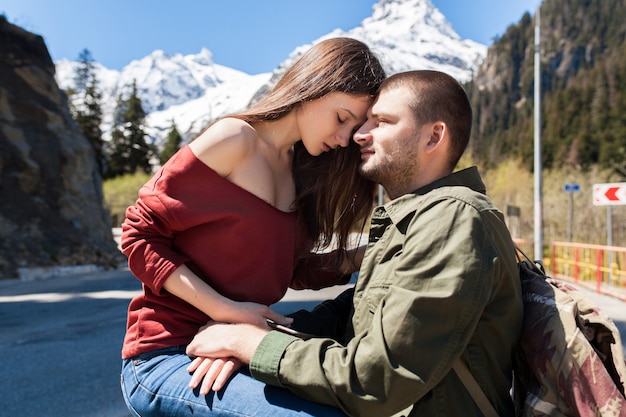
605,187,620,201
593,183,626,206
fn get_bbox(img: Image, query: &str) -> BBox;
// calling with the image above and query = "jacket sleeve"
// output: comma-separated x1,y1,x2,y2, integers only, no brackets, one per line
288,287,354,340
250,198,500,416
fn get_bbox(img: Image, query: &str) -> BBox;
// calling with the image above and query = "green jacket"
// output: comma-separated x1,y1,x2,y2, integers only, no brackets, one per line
251,167,523,417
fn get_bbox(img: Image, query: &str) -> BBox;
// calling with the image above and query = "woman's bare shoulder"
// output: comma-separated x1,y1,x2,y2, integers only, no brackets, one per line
188,118,257,176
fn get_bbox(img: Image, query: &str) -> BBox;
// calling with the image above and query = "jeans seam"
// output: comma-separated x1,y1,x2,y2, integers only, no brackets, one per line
121,366,143,417
127,355,238,414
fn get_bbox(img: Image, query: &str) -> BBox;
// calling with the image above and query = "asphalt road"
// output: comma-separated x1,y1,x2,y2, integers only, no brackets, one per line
1,269,625,417
0,268,351,417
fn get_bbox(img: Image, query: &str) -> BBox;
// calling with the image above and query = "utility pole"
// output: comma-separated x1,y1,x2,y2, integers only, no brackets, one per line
533,5,544,260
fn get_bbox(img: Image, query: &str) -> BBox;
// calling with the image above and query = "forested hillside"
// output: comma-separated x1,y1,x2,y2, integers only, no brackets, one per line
467,0,626,171
463,0,626,249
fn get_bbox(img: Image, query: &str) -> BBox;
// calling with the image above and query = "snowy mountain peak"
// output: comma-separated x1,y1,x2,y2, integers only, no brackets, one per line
272,0,485,88
369,0,458,40
193,48,214,65
336,0,486,80
116,49,225,113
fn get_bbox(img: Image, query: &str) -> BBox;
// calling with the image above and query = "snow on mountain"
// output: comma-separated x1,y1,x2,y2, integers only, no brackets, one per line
144,71,271,141
349,0,486,79
55,48,266,140
266,0,486,88
55,58,120,127
120,49,220,113
55,0,487,149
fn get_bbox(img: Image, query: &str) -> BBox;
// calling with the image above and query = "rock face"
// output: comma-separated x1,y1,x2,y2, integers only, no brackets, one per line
0,17,122,279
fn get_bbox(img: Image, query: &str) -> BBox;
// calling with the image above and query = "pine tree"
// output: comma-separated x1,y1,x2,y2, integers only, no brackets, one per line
159,120,183,165
106,80,153,178
68,49,105,174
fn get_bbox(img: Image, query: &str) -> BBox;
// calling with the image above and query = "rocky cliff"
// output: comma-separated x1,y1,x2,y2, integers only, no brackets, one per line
0,17,122,279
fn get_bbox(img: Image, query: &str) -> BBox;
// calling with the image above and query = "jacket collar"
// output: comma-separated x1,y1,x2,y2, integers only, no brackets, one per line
377,166,486,226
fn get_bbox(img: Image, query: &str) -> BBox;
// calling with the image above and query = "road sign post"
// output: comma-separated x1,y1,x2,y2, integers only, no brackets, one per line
593,183,626,259
563,183,580,242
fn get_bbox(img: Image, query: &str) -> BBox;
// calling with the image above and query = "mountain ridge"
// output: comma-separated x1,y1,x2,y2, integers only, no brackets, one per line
55,0,487,148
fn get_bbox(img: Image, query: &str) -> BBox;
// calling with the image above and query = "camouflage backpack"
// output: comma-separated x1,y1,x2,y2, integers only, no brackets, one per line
454,248,626,417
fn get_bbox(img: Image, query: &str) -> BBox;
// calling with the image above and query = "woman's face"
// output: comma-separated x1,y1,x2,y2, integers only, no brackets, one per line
297,92,372,156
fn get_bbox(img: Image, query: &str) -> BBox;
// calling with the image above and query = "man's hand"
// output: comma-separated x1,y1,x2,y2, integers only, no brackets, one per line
186,321,269,364
187,356,242,394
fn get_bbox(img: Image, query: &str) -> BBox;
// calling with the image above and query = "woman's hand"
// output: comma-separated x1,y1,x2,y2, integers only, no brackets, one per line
187,356,242,394
217,301,293,329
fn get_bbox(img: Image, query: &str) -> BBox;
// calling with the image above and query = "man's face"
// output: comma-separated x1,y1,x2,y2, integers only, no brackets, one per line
353,87,421,188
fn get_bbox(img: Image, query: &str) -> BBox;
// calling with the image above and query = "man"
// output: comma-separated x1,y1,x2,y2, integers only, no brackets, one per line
187,70,523,416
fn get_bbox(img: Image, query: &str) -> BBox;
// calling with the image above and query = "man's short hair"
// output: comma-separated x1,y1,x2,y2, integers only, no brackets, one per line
380,70,472,169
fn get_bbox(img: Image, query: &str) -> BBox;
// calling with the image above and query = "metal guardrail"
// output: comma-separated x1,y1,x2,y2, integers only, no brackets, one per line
549,241,626,301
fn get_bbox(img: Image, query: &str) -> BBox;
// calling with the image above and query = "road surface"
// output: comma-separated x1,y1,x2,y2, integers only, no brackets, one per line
1,268,624,416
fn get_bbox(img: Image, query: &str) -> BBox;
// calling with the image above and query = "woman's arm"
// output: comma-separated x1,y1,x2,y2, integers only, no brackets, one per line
123,121,292,328
163,264,291,328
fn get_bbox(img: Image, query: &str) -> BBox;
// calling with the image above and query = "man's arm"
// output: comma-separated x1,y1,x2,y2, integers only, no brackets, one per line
264,199,502,416
288,287,354,339
185,287,354,364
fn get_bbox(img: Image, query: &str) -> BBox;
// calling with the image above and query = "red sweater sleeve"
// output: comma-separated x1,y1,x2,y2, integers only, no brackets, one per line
121,171,191,295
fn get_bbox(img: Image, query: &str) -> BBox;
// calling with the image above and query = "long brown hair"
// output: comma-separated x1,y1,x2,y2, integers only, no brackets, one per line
233,37,386,264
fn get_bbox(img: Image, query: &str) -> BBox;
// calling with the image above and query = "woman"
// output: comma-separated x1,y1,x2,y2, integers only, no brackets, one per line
120,37,386,416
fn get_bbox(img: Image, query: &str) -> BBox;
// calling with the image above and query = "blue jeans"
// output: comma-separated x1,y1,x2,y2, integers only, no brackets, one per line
120,346,347,417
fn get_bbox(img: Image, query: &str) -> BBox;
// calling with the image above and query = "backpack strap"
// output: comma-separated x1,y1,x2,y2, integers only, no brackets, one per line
453,359,499,417
453,244,525,416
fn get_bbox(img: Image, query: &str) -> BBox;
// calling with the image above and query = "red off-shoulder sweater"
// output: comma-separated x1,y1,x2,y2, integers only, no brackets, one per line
121,146,347,358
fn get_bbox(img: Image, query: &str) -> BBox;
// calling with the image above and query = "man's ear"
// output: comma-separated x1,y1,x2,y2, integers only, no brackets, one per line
424,121,446,153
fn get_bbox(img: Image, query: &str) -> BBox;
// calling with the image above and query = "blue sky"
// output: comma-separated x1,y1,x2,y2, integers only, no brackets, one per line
2,0,539,74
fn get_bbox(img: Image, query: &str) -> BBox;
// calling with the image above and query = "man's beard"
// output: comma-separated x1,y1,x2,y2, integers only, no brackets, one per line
359,145,420,196
358,157,385,184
